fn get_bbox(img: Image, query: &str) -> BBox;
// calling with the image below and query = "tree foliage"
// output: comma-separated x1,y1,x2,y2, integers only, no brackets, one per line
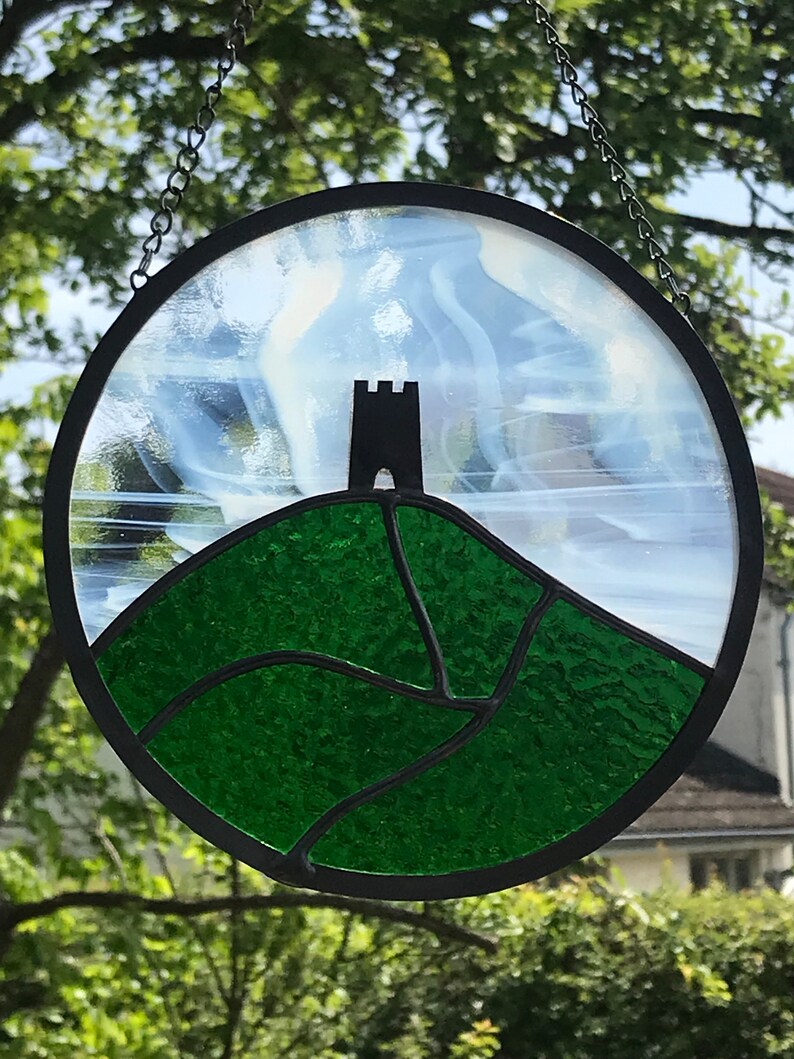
3,872,794,1057
1,1,793,1054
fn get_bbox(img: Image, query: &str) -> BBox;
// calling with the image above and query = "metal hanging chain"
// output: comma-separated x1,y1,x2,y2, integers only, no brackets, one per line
131,0,690,314
130,1,258,291
525,0,693,317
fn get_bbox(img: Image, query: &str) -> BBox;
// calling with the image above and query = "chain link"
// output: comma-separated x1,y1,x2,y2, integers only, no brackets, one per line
524,0,692,317
131,0,690,314
130,1,258,291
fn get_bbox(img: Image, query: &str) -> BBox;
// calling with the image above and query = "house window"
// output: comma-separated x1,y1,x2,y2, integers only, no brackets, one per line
690,853,757,891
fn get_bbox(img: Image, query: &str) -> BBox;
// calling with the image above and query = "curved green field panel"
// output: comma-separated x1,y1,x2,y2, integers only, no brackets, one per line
96,495,705,875
313,600,704,873
146,664,465,853
97,501,434,732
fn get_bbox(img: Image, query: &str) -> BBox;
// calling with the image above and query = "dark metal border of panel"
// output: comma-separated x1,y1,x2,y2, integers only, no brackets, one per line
43,182,764,901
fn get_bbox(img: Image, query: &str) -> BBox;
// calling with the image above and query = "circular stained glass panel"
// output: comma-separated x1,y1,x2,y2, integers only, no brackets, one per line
45,183,762,899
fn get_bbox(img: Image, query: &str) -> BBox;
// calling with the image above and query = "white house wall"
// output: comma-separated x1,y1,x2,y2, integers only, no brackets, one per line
609,846,691,891
710,591,793,803
608,839,793,892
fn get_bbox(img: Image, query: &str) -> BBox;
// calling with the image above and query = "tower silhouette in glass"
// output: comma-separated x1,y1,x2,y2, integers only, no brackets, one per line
348,380,424,493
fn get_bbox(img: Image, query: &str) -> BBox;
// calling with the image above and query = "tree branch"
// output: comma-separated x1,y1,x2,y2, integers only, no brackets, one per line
563,204,794,248
512,124,580,165
739,175,794,226
0,628,64,817
667,210,794,245
684,106,765,135
0,30,226,144
0,889,498,952
0,0,79,65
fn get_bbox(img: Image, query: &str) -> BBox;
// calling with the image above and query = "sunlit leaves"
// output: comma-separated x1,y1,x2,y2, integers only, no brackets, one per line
0,3,793,1054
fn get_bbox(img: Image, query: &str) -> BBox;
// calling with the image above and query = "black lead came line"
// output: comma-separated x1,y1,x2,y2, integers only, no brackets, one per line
136,489,508,747
401,492,715,681
136,651,483,745
282,586,558,875
381,496,450,696
92,489,713,682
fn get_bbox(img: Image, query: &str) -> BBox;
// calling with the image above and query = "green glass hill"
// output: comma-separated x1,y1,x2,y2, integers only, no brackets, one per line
96,496,705,876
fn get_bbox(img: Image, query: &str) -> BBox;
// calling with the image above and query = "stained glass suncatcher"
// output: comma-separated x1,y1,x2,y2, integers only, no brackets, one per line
45,182,763,899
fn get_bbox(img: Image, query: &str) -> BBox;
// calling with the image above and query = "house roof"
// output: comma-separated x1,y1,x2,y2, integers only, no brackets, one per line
757,466,794,516
620,742,794,838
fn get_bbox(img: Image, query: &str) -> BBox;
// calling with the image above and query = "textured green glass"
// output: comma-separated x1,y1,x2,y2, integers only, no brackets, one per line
97,501,433,732
396,505,542,696
97,495,705,875
147,665,464,852
312,599,705,874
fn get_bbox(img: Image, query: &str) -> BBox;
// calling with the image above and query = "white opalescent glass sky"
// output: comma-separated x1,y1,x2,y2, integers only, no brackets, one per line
71,206,737,663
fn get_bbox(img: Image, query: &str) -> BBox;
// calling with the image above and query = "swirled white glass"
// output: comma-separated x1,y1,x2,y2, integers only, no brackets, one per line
71,206,737,664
